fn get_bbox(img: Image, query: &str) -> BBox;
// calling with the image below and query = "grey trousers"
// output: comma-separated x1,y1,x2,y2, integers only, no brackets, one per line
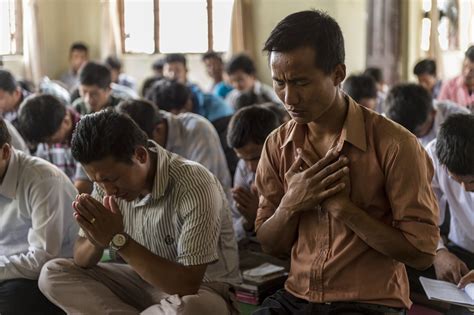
38,258,238,315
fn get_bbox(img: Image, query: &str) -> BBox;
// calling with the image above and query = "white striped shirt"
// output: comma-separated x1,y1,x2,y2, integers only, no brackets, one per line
81,141,241,284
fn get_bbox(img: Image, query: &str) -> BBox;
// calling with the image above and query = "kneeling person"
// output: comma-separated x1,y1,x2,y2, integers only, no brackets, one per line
39,110,241,314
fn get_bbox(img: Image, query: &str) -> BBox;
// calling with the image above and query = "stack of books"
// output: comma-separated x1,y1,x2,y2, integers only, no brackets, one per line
236,263,288,305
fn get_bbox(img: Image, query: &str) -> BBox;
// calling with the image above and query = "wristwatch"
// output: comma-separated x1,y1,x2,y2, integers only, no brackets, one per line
109,232,129,251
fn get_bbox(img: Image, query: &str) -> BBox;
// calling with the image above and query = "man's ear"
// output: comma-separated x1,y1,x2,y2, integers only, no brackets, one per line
134,146,148,164
0,143,12,161
333,64,347,86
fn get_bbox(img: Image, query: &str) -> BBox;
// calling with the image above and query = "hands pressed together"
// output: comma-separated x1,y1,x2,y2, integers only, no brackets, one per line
280,147,351,217
72,194,124,248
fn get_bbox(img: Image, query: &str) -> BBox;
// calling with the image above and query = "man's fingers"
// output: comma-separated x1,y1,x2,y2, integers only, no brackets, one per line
287,153,306,175
320,167,349,187
307,151,344,176
109,196,120,214
318,182,345,202
458,270,474,288
74,201,95,224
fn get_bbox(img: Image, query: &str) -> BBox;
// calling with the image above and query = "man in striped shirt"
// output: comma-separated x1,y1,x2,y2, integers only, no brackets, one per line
39,109,241,314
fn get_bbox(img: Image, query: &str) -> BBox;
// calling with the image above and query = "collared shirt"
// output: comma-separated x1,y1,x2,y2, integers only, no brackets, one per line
226,80,282,110
5,119,29,154
162,110,232,195
426,140,474,253
33,108,82,181
73,94,125,115
255,97,439,308
232,159,256,241
80,141,241,285
438,75,474,108
418,100,470,147
0,150,78,281
212,81,233,99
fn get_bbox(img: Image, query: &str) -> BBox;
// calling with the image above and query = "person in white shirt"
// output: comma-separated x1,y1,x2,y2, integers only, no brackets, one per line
386,83,469,147
426,114,474,287
4,118,29,154
0,117,78,314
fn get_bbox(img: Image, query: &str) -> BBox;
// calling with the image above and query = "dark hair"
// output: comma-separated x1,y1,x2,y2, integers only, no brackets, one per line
152,58,165,72
117,99,162,138
70,42,88,54
164,53,187,68
465,45,474,63
104,56,122,71
19,94,66,144
0,118,11,147
141,76,162,97
0,69,18,93
225,54,256,75
342,74,377,102
436,113,474,176
202,51,223,62
227,105,280,149
261,102,290,125
364,67,384,84
385,83,433,133
79,62,111,89
145,79,190,112
71,109,148,164
413,59,437,76
263,10,345,74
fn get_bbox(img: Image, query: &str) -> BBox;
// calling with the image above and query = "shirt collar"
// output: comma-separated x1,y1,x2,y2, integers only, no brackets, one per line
0,149,20,199
148,139,170,201
161,110,183,152
280,96,367,152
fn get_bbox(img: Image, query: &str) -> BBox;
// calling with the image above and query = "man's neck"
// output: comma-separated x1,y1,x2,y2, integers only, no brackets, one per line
309,90,348,137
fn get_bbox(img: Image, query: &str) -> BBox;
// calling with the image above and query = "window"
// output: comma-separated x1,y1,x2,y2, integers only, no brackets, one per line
0,0,22,55
421,0,461,52
120,0,234,54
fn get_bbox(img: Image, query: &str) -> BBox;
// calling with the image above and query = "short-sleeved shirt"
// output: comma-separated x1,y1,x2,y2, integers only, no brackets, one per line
438,75,474,108
255,96,439,308
80,141,241,285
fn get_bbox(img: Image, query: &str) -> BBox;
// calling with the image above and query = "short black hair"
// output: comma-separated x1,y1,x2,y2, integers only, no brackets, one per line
19,94,66,144
164,53,187,68
385,83,433,134
141,76,162,97
70,42,88,53
202,51,223,62
413,59,437,76
71,109,148,164
79,62,111,89
342,74,377,103
104,56,122,71
263,10,345,74
465,45,474,63
0,69,18,93
117,99,162,138
364,67,384,84
227,105,280,149
436,113,474,176
0,118,11,147
225,54,256,75
145,79,190,112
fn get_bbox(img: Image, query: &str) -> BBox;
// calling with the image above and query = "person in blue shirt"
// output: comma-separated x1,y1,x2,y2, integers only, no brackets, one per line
202,52,233,99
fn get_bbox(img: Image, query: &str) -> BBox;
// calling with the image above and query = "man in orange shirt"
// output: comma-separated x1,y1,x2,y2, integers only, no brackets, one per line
253,10,440,314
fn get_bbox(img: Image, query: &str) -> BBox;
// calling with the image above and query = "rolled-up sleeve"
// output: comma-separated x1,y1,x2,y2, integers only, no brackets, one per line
384,136,440,256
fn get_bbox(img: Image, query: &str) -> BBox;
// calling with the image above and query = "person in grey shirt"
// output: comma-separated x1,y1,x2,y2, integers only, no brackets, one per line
0,117,78,314
386,83,469,147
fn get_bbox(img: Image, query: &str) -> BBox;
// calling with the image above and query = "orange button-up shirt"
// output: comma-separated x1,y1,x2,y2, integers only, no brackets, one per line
255,97,440,309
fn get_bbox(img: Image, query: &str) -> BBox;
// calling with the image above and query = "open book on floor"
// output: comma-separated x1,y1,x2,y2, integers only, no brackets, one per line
420,276,474,311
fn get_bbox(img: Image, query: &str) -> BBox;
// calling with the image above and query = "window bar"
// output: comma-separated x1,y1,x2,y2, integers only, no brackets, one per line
154,0,160,53
207,0,213,52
